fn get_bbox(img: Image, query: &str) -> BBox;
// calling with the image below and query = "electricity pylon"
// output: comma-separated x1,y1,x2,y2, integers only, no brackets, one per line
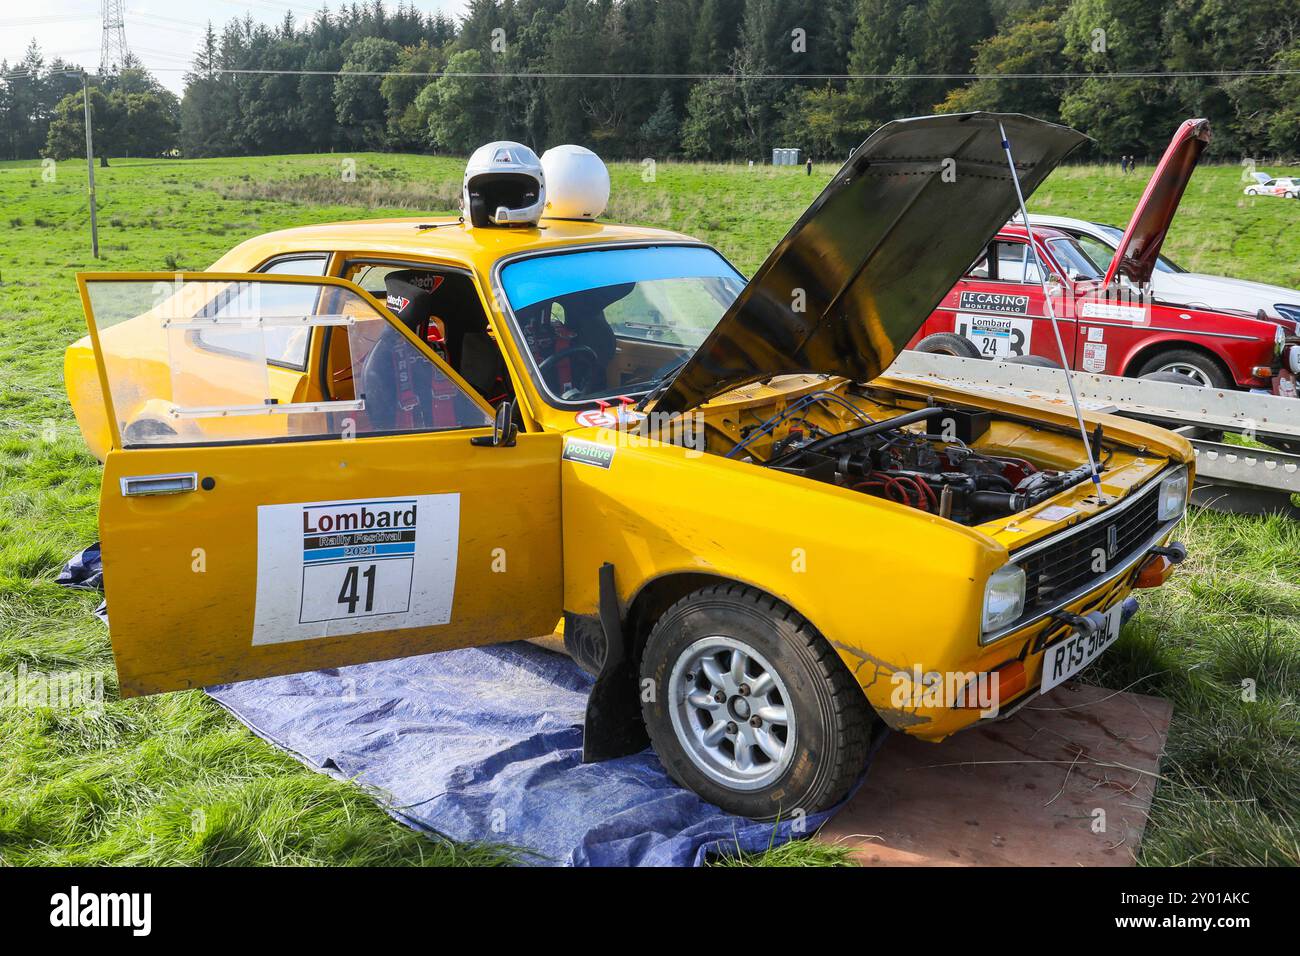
100,0,130,74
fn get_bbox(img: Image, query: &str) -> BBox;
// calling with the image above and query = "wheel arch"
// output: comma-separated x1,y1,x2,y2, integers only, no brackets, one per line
625,571,819,669
1121,336,1236,384
621,570,880,716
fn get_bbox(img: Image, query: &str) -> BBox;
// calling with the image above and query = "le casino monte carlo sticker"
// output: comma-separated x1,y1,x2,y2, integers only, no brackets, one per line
251,494,460,646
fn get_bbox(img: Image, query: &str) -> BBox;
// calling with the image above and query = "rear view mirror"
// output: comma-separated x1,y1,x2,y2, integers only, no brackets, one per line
471,399,518,447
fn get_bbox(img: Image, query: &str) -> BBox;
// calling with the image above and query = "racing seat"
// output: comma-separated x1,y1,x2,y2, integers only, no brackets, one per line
359,327,435,430
384,270,443,344
383,269,511,406
555,287,623,393
564,294,618,368
459,332,511,404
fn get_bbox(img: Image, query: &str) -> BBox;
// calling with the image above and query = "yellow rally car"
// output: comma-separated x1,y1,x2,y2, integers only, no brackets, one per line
66,114,1191,819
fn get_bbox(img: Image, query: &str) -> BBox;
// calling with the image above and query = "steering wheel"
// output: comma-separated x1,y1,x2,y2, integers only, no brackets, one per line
537,345,602,397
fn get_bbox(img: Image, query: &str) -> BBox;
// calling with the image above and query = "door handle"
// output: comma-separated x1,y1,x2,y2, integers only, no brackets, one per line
119,472,198,497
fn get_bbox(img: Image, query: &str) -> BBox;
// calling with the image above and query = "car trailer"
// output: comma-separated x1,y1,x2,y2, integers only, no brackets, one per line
888,351,1300,518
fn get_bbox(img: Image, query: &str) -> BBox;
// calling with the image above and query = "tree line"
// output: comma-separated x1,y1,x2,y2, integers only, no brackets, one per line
3,0,1298,166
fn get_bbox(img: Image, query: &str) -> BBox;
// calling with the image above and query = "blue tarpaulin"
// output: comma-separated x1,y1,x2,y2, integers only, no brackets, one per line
59,542,842,865
206,642,841,866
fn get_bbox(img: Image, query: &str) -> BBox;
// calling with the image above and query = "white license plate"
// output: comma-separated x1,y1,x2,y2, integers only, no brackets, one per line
1040,603,1123,694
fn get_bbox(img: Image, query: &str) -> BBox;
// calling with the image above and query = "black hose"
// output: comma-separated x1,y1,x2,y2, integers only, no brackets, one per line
782,406,949,460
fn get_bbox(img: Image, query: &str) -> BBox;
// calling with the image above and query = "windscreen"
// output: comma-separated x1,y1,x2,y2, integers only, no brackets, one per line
499,245,744,403
1046,237,1104,281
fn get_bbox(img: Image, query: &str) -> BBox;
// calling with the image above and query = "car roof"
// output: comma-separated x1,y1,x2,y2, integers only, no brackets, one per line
215,216,700,271
1020,213,1126,233
999,222,1074,242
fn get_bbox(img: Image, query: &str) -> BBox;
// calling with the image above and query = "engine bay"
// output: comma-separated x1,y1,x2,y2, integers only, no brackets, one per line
708,385,1108,526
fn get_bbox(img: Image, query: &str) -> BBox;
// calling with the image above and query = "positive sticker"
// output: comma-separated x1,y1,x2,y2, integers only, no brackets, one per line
563,437,615,469
251,494,460,646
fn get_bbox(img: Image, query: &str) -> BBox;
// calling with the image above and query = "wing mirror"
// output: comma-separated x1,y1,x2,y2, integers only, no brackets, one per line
471,399,518,447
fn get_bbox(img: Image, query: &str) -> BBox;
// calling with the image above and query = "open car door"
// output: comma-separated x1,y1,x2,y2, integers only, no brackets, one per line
78,272,563,696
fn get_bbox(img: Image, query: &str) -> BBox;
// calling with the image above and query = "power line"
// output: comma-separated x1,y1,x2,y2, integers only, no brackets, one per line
213,0,324,16
132,66,1300,80
6,63,1300,83
0,15,98,26
127,10,214,29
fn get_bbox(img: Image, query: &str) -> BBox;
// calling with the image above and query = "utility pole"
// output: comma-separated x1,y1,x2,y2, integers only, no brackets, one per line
83,73,99,259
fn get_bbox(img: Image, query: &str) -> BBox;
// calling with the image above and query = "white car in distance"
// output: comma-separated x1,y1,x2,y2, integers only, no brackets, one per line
1244,175,1299,199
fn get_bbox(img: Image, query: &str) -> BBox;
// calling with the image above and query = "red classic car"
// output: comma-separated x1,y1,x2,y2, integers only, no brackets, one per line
909,119,1299,397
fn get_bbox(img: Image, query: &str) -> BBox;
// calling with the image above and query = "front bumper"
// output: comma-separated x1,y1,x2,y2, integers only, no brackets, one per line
888,528,1181,741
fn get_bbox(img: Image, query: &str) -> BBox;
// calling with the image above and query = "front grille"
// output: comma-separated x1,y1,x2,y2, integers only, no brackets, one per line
1013,482,1164,622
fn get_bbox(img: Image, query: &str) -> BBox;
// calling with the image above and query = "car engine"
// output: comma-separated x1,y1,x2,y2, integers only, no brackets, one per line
751,402,1100,526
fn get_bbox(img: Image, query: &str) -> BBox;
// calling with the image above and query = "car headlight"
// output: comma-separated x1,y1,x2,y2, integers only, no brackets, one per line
1275,323,1287,358
982,564,1026,635
1158,466,1189,522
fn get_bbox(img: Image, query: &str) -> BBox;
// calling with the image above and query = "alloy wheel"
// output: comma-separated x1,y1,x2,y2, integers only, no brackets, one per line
668,636,796,791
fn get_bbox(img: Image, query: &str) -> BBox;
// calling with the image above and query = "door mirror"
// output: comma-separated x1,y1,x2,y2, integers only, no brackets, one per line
471,399,518,447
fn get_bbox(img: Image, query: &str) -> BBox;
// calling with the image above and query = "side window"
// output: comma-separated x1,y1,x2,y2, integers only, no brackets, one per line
258,256,328,368
966,248,991,279
992,240,1043,284
83,277,492,448
349,263,405,300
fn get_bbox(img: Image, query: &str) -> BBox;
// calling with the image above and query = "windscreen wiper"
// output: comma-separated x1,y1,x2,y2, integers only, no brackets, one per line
634,352,693,411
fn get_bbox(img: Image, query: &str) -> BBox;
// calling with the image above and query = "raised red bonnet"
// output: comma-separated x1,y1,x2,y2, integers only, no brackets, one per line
1102,118,1211,289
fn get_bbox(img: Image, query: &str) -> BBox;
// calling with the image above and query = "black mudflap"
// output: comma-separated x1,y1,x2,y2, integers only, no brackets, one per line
582,563,651,762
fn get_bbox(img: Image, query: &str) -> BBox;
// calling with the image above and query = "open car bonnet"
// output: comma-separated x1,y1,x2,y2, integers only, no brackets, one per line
651,112,1088,416
1101,118,1211,289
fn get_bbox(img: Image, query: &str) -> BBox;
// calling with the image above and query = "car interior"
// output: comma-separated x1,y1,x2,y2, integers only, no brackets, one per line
350,263,513,407
328,262,713,414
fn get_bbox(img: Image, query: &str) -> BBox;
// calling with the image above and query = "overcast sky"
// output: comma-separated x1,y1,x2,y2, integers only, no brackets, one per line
2,1,469,94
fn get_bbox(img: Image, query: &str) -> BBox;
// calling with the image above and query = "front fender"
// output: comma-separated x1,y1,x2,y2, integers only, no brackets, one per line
559,430,1008,723
1119,323,1275,388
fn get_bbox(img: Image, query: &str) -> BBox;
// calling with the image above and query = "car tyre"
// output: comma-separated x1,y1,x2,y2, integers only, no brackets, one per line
913,332,983,358
640,583,876,820
1135,350,1231,389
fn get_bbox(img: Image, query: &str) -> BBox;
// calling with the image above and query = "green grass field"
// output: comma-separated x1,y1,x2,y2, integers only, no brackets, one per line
0,153,1296,866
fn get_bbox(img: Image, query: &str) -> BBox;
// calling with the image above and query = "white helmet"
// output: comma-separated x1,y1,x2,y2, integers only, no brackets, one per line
463,141,545,228
540,145,610,220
